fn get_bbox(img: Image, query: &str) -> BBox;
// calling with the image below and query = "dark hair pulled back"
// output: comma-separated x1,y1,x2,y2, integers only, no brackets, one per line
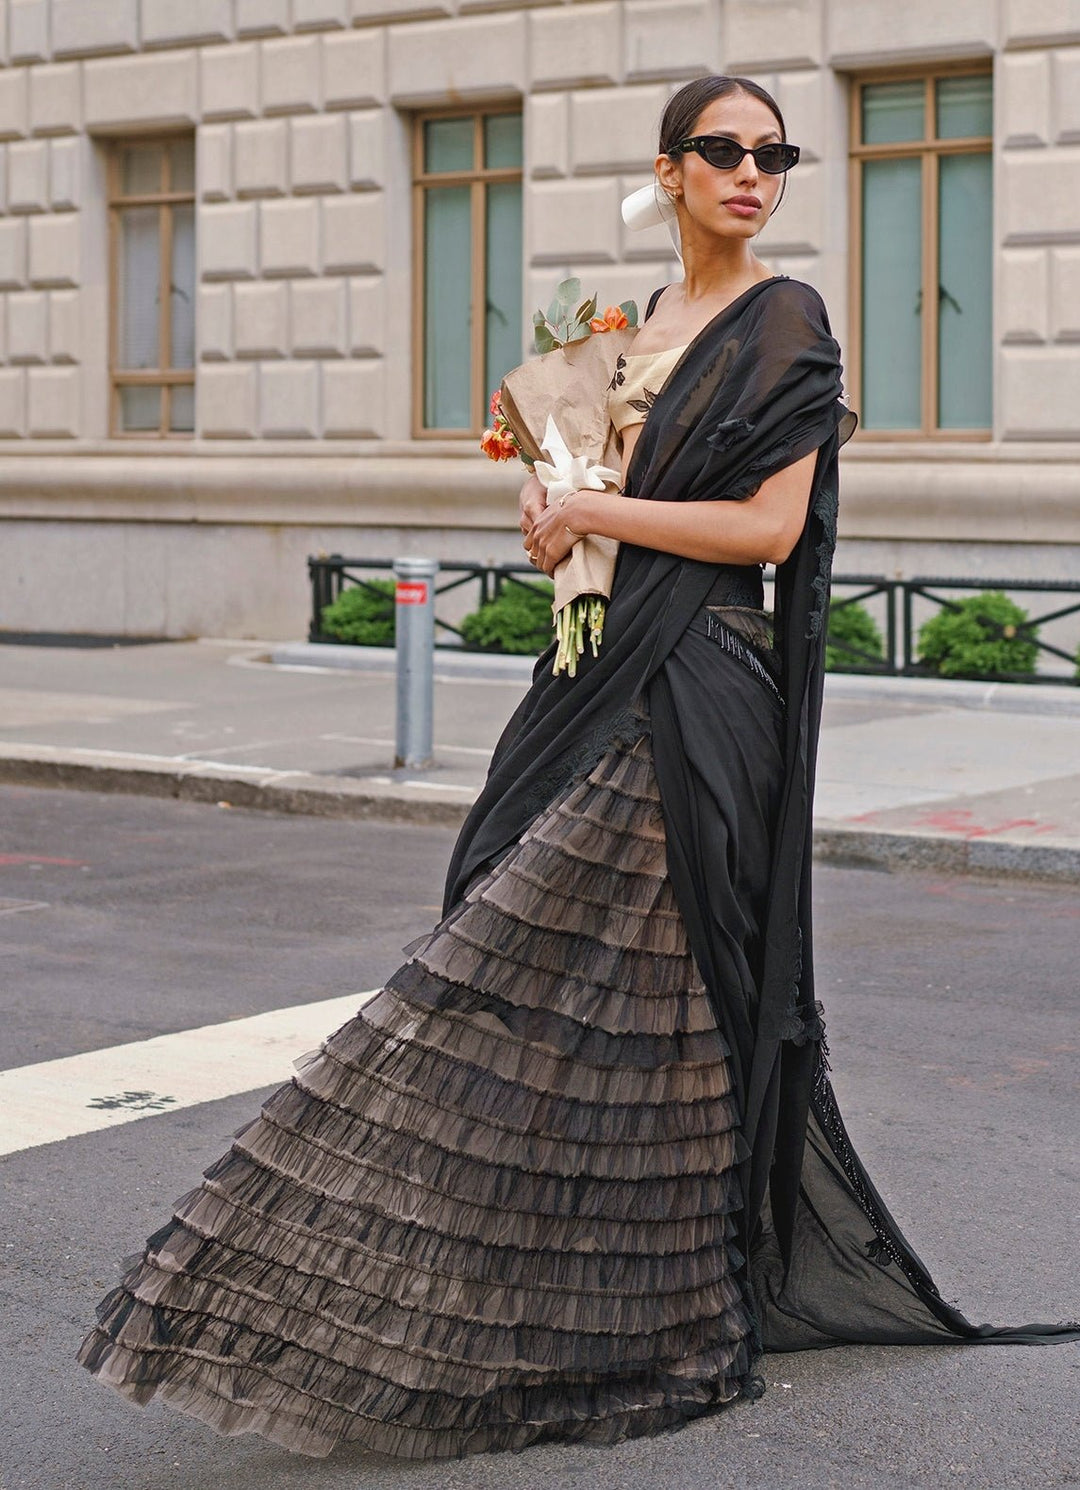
658,75,788,157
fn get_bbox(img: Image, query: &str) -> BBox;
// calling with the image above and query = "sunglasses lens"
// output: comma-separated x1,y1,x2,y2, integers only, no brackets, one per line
699,139,743,169
757,144,797,173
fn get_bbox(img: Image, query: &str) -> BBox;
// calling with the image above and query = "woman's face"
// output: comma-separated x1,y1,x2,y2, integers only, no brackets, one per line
659,90,786,242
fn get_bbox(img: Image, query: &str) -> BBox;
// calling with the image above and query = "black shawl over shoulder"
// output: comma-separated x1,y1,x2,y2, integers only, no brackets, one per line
445,276,854,1271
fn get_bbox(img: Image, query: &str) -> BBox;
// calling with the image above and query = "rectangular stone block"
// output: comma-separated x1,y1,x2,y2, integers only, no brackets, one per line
828,0,995,63
1053,47,1080,144
9,0,49,64
260,359,319,435
291,277,346,356
198,282,232,359
294,0,348,28
1000,247,1049,342
323,28,385,109
30,64,82,136
237,0,290,36
322,358,383,436
1005,0,1080,46
8,139,49,213
1000,345,1080,437
0,219,26,287
527,92,568,178
200,41,260,121
529,3,620,90
1001,151,1080,242
260,197,321,276
197,361,257,436
1001,51,1052,147
346,273,384,354
1050,245,1080,339
53,0,138,59
624,0,718,82
200,200,258,279
569,86,669,174
85,50,199,129
199,123,233,201
234,278,289,357
770,69,825,162
0,69,29,140
352,0,452,20
0,368,27,437
234,118,288,197
725,0,822,70
347,110,385,189
322,192,383,271
141,0,233,48
262,36,321,114
388,12,526,104
48,287,79,362
7,289,48,361
530,177,621,263
49,138,80,209
291,113,348,193
29,365,80,434
29,212,80,286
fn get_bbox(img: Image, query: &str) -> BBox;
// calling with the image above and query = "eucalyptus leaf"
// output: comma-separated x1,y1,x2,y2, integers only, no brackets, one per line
578,295,598,323
533,325,558,354
555,277,581,307
619,300,639,326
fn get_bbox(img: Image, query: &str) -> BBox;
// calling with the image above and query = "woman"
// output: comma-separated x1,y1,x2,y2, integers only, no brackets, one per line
78,77,1078,1460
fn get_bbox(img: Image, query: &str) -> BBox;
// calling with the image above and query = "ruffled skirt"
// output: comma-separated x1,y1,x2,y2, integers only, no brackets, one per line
77,729,762,1459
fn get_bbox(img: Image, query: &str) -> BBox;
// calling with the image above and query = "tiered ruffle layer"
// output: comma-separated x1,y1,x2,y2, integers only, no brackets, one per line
78,732,759,1459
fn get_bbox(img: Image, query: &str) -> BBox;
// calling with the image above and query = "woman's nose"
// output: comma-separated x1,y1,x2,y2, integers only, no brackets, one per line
734,149,759,186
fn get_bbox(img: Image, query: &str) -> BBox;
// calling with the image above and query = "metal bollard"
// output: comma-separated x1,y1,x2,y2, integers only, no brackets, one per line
393,556,438,769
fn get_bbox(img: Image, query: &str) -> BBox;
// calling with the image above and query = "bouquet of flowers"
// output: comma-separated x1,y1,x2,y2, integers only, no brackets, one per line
481,279,638,675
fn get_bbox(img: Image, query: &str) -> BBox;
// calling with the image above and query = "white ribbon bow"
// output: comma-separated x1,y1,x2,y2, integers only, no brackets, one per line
534,415,620,505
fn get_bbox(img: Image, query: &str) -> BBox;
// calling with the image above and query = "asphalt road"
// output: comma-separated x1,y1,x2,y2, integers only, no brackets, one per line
1,784,1078,1490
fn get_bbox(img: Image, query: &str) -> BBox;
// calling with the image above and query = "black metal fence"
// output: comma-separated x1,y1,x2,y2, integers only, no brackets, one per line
308,555,1080,685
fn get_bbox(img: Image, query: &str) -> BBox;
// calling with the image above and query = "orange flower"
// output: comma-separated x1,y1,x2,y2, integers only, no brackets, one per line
589,305,629,333
480,426,517,462
489,388,502,417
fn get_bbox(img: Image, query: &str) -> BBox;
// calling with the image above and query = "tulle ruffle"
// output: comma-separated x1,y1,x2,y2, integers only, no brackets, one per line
77,732,758,1459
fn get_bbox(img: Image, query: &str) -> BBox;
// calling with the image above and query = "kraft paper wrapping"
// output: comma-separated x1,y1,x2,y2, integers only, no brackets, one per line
500,330,637,616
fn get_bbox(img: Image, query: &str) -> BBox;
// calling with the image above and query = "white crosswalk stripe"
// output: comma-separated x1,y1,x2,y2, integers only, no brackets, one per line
0,991,377,1156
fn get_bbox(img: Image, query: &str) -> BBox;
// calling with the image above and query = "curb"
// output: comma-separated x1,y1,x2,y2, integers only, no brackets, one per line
3,748,1077,882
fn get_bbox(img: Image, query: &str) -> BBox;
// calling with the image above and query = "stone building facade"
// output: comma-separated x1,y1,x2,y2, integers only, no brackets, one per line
0,0,1076,639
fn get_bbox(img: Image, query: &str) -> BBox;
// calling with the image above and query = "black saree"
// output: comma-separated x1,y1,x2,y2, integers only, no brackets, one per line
446,275,1080,1355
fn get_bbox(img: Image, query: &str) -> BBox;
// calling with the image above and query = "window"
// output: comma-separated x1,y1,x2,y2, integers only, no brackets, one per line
108,136,196,438
850,68,992,436
412,107,523,436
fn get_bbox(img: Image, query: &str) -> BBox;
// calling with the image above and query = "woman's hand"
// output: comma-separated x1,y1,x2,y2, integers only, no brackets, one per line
523,494,587,577
518,472,546,541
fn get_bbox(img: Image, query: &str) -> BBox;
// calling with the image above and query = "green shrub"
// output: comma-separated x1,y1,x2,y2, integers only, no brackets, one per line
917,591,1039,679
825,599,885,672
459,580,555,654
319,578,395,646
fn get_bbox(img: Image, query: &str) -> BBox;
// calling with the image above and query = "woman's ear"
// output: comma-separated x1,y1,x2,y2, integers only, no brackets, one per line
654,153,681,200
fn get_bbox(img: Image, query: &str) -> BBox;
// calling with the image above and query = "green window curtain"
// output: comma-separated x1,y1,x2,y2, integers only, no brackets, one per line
421,113,522,431
423,184,473,430
861,156,923,430
937,151,992,429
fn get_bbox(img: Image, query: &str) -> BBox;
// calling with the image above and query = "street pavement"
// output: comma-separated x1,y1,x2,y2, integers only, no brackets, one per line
0,637,1079,879
1,785,1078,1490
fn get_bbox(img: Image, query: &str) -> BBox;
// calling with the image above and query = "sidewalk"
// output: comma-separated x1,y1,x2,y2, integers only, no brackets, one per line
1,636,1079,880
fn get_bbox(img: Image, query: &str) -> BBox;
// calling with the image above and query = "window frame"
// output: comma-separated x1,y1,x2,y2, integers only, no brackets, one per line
410,103,524,440
848,61,993,442
107,133,196,441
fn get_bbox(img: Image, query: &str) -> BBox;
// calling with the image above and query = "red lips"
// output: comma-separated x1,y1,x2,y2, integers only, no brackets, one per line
725,194,762,209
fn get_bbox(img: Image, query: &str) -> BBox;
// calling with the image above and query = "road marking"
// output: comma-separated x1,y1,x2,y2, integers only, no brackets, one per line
0,990,377,1157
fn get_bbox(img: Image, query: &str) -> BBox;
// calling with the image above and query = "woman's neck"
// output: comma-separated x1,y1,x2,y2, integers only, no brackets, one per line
677,235,771,304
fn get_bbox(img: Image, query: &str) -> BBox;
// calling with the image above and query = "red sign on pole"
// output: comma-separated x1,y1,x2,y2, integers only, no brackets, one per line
396,581,429,606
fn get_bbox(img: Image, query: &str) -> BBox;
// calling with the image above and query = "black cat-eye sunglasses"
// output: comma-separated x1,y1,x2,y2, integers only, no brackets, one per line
673,135,801,174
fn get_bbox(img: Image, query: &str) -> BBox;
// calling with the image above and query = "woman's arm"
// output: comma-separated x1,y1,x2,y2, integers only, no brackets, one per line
524,449,819,574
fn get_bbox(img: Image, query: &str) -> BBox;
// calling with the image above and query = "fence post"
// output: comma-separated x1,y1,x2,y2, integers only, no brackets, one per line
393,556,438,769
